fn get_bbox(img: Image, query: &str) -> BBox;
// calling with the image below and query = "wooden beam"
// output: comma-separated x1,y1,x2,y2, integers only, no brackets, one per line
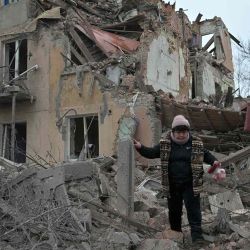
209,47,216,53
69,27,94,62
229,32,242,48
195,13,203,23
202,35,214,51
221,146,250,168
75,0,113,20
204,109,215,130
70,45,86,65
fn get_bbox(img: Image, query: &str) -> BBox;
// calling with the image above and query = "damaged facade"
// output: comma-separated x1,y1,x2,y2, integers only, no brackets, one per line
0,0,240,164
1,0,250,250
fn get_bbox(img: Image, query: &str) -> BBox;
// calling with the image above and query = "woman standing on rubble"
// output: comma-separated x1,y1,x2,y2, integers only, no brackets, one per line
134,115,225,243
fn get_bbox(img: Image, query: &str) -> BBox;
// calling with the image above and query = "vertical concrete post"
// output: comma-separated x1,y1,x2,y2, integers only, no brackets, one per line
117,139,135,218
11,92,16,163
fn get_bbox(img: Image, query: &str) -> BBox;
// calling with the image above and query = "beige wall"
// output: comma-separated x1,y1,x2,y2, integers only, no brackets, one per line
0,26,157,164
0,27,53,163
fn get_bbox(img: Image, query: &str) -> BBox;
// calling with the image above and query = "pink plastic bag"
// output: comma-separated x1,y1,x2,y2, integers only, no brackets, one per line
212,168,226,181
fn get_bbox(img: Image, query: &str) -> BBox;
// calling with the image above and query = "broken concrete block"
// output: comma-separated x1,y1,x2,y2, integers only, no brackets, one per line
134,190,159,211
156,229,183,244
148,209,169,230
237,238,250,249
105,230,132,250
133,211,150,224
3,246,15,250
81,242,91,250
137,239,180,250
228,232,240,242
228,222,250,239
98,172,110,195
208,243,216,248
208,191,244,214
71,208,92,231
66,243,90,250
103,189,118,209
111,164,118,173
129,233,141,246
134,167,146,185
106,65,125,85
203,234,217,243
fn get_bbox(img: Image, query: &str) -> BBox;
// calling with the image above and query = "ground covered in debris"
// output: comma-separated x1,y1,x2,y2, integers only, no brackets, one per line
1,0,250,249
0,150,250,250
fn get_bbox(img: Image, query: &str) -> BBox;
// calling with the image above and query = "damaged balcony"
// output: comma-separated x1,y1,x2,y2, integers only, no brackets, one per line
0,84,35,104
0,38,37,104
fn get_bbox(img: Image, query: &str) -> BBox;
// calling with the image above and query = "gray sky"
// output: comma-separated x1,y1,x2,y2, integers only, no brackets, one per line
172,0,250,42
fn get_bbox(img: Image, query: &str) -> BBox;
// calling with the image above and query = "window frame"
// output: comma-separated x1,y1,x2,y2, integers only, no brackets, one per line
65,114,99,161
2,38,28,83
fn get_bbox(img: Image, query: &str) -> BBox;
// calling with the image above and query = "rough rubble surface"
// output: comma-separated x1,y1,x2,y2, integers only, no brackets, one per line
0,153,250,250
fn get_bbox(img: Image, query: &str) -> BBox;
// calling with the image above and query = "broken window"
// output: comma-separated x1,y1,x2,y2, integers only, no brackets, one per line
68,115,99,160
0,122,27,163
191,71,196,99
4,39,27,81
214,82,223,106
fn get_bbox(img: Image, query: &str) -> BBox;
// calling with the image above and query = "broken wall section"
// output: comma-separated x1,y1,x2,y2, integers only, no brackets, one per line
190,16,235,100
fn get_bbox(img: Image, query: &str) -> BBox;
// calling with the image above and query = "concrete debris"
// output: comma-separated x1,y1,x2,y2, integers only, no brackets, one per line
228,222,250,239
137,238,180,250
208,191,244,214
156,228,184,244
0,148,249,249
136,177,162,196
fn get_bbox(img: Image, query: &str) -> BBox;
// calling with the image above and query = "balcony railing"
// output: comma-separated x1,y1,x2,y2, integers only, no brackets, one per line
0,65,36,104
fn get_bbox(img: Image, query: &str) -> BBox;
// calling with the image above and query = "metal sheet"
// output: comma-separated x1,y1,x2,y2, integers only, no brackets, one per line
75,24,140,57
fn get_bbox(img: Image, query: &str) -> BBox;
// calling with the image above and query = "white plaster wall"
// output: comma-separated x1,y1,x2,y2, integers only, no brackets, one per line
179,47,185,79
212,67,234,93
146,33,185,95
202,61,216,97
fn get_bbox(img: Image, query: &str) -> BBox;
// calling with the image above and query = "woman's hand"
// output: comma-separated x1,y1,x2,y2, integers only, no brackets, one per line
133,139,141,149
207,161,221,174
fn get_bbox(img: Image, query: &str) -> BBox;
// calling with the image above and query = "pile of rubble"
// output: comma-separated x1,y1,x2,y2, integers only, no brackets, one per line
1,0,250,249
0,145,250,250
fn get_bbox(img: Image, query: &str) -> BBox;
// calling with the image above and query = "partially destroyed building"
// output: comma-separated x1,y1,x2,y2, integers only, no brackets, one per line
0,0,242,164
1,1,250,250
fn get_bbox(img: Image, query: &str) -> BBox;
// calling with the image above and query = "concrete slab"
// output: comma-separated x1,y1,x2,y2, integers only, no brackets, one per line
208,191,244,214
137,239,180,250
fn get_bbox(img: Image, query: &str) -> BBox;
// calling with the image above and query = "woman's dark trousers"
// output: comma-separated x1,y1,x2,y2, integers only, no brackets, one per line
168,182,202,241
